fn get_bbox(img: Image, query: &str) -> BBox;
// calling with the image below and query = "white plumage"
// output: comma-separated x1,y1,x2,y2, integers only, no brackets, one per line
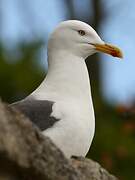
12,20,123,158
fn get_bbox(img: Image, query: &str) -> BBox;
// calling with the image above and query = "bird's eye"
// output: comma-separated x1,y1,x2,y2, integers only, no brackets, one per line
78,30,85,36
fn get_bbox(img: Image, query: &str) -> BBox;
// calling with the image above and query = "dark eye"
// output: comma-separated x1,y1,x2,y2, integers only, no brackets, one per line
78,30,85,36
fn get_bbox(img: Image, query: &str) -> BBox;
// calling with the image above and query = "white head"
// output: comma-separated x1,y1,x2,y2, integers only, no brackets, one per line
48,20,123,59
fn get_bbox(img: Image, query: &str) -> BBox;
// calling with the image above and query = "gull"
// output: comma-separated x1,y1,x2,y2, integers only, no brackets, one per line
11,20,123,158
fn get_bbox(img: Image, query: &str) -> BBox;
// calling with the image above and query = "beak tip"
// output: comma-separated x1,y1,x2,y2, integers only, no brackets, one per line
111,51,123,59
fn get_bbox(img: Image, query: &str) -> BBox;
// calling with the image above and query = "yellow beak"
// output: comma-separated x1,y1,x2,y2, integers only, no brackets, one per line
93,43,123,58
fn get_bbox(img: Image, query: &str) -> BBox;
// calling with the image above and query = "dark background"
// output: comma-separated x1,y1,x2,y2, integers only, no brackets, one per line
0,1,135,179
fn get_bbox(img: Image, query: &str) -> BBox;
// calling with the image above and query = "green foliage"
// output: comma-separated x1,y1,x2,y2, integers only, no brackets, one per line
88,98,135,180
0,40,45,103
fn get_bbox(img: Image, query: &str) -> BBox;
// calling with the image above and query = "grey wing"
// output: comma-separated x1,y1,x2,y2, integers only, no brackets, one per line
10,99,59,131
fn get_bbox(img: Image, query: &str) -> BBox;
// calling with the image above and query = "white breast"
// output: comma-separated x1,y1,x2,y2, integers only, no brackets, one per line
32,51,95,158
43,101,95,158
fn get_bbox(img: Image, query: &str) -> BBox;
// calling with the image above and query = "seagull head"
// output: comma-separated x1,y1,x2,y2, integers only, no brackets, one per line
48,20,123,59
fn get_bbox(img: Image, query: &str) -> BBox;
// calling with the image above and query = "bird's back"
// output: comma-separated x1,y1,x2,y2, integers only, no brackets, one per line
11,99,59,130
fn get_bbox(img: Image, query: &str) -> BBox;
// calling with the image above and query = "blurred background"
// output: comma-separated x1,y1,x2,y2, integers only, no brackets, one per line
0,0,135,179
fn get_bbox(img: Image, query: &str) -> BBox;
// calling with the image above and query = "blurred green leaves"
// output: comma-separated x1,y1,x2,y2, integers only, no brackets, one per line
0,40,45,103
88,102,135,180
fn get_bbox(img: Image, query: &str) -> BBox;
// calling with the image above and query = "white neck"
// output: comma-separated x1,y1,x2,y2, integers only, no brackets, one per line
31,49,95,157
33,50,92,102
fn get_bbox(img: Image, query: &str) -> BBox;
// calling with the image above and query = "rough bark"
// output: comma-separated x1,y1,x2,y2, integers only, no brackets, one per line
0,101,118,180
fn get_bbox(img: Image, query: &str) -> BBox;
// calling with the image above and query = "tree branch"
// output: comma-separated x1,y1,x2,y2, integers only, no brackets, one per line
0,100,118,180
